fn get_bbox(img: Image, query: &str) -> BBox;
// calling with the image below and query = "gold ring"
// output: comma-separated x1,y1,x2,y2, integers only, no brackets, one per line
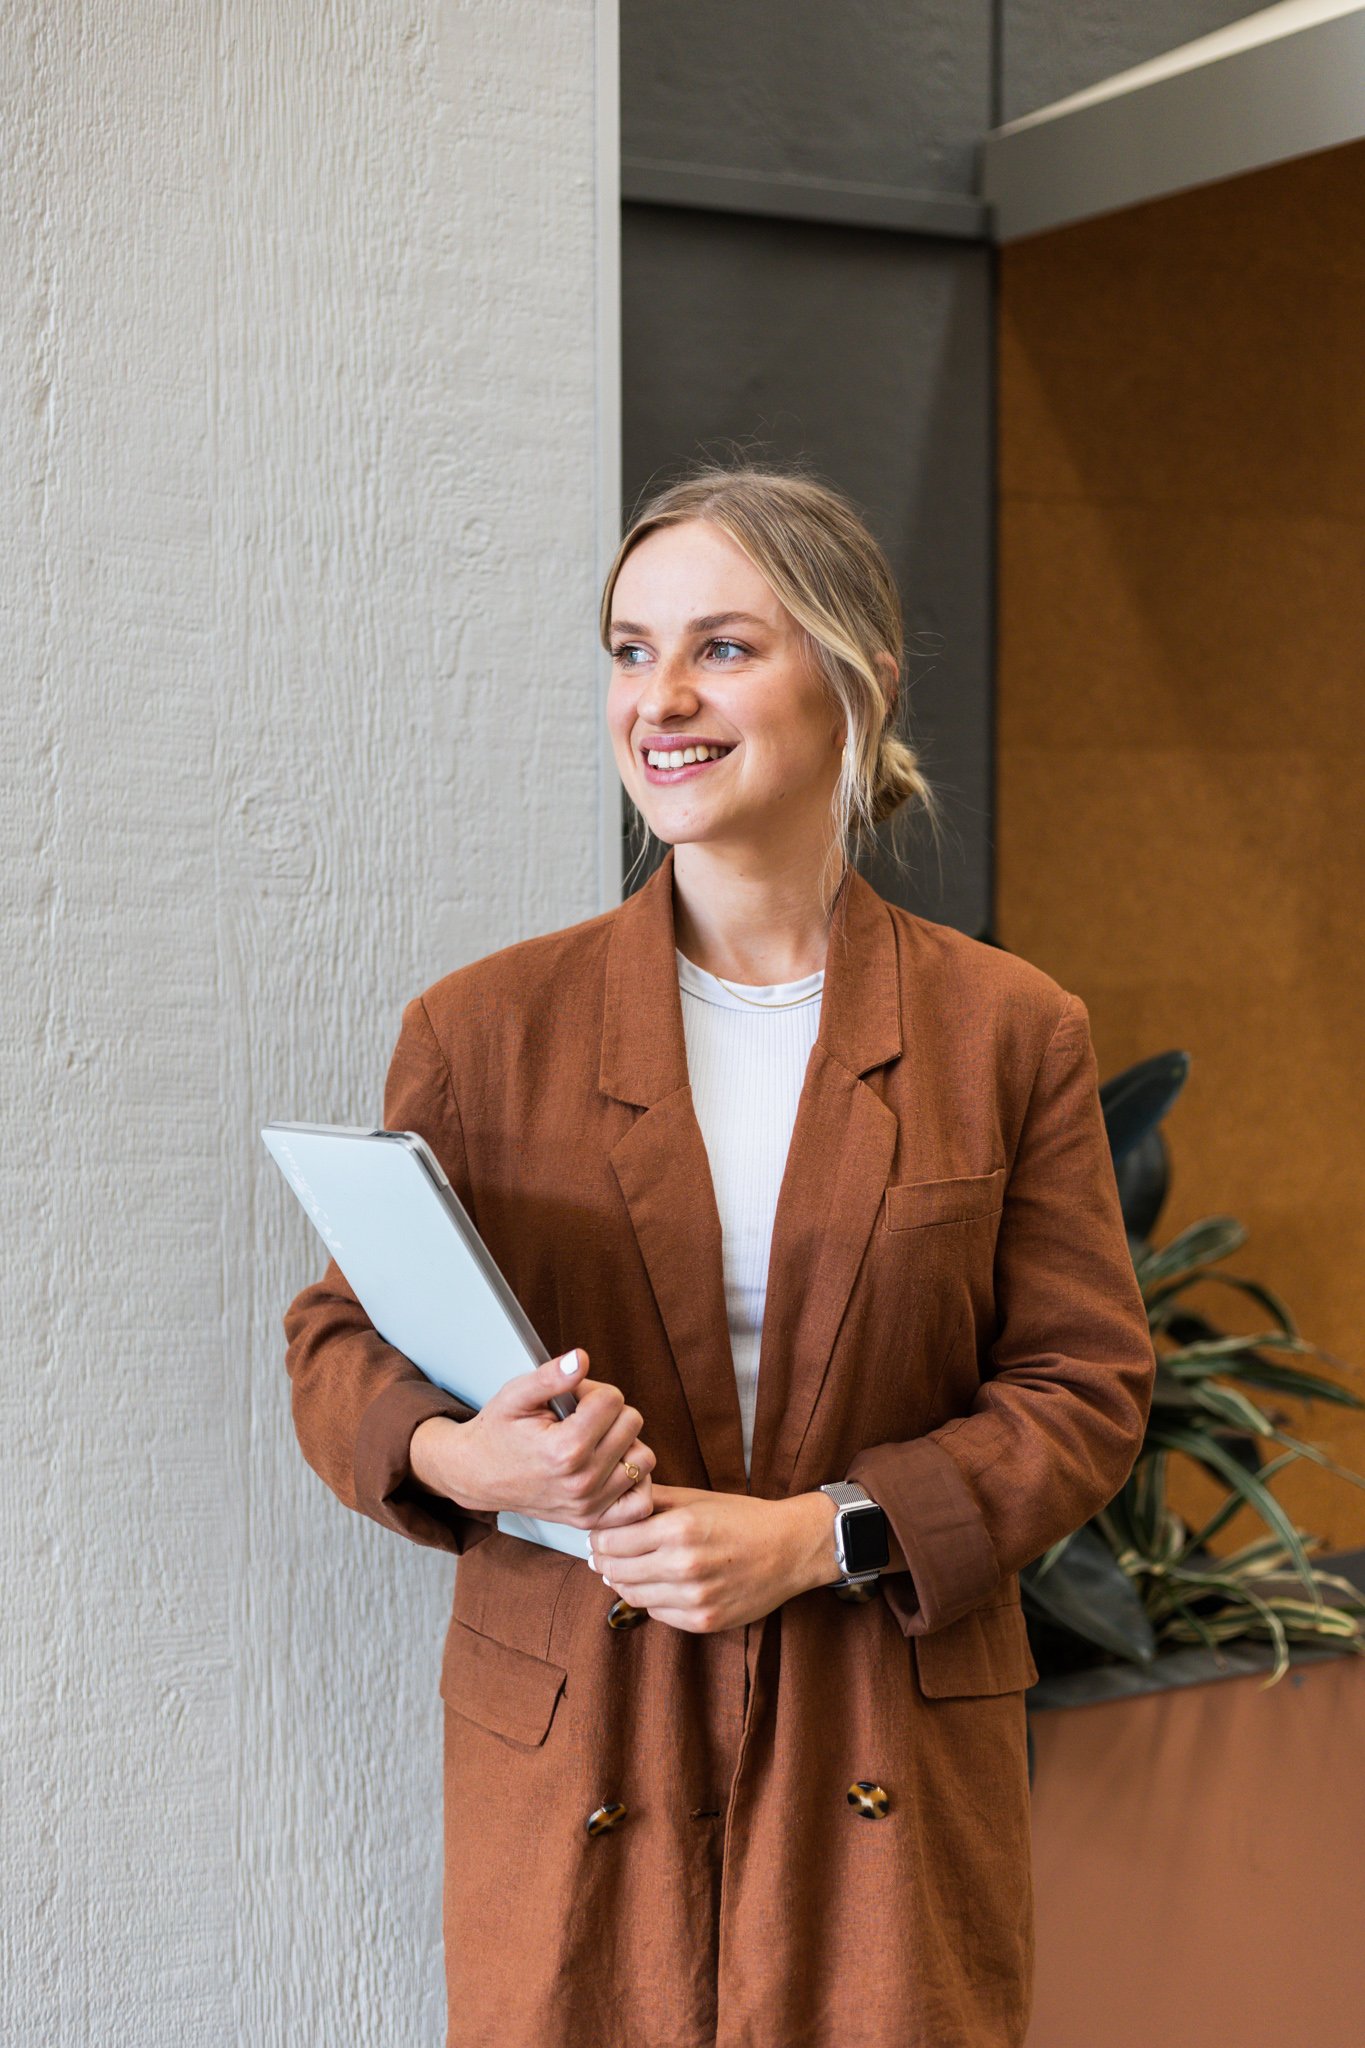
620,1459,641,1488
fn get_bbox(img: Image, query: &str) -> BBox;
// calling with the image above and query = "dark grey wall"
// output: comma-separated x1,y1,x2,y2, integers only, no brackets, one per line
623,1,991,197
620,207,991,929
1000,2,1257,126
619,0,1252,933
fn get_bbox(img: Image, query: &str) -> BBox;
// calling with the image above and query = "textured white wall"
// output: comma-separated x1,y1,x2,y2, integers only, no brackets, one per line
0,5,617,2042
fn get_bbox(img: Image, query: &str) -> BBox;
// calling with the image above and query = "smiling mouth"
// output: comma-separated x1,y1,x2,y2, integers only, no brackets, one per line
640,740,736,783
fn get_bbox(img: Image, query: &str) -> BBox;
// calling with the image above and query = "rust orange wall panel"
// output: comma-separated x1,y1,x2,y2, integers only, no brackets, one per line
996,141,1365,1553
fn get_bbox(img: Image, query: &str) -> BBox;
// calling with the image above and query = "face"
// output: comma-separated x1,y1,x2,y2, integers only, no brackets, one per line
606,519,845,858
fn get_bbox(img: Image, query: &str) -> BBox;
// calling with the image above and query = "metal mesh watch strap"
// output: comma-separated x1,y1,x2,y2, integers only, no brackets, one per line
822,1481,873,1512
819,1480,888,1585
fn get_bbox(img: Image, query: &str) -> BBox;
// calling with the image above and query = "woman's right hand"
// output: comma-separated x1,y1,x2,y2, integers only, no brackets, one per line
409,1348,656,1529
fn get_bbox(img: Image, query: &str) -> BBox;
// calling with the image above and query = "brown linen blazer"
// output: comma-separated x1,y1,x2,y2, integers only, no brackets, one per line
283,845,1156,2048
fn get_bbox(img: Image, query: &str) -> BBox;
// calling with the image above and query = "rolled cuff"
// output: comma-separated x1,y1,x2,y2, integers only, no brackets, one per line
846,1434,1001,1638
353,1377,499,1557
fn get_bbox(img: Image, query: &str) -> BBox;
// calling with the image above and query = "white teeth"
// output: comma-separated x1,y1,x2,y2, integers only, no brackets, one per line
645,743,729,769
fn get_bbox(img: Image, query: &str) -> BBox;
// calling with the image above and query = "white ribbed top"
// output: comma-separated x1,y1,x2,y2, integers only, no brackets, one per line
676,945,824,1478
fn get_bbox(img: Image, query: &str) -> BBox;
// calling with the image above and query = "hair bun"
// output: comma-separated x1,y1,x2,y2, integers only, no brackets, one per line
872,732,928,826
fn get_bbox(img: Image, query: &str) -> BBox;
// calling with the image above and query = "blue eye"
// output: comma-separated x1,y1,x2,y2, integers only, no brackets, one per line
609,637,750,665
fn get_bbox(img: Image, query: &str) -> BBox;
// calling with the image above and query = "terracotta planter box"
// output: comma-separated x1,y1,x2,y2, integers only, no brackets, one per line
1023,1550,1365,2047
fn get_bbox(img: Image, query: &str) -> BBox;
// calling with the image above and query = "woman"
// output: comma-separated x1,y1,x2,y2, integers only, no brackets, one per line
283,464,1156,2048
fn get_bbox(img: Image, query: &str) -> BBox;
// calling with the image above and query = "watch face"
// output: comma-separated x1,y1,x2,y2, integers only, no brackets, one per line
842,1503,890,1575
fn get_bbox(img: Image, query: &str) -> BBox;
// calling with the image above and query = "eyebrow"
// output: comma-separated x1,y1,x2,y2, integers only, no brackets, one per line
608,610,771,638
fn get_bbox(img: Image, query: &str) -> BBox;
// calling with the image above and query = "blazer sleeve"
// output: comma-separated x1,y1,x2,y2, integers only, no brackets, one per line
281,993,500,1556
846,992,1156,1639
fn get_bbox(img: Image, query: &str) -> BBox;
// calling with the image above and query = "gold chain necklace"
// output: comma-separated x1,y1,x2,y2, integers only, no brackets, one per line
713,970,824,1011
680,873,845,1012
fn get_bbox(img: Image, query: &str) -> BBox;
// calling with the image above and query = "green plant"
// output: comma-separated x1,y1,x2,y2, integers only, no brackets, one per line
1021,1050,1365,1688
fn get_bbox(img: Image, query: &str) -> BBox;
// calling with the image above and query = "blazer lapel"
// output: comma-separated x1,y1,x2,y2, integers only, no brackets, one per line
746,862,901,1499
600,846,904,1502
602,850,749,1494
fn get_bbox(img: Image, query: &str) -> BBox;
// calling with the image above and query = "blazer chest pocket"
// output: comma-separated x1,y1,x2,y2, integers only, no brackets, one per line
440,1616,567,1748
884,1164,1007,1232
913,1598,1039,1698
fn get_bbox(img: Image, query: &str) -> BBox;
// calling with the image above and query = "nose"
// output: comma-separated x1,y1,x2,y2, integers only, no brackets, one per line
637,648,701,726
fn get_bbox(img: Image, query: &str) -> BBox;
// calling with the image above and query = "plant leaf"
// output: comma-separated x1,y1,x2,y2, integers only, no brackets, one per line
1099,1051,1190,1166
1262,1427,1365,1496
1135,1216,1247,1290
1161,1332,1317,1371
1145,1426,1319,1593
1020,1526,1158,1664
1143,1269,1299,1335
1155,1567,1294,1684
1182,1448,1301,1551
1222,1360,1365,1410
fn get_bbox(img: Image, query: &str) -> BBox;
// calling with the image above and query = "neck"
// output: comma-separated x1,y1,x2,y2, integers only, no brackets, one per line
670,838,847,985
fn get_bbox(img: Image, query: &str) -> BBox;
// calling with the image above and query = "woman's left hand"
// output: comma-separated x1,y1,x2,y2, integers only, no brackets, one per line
586,1481,840,1632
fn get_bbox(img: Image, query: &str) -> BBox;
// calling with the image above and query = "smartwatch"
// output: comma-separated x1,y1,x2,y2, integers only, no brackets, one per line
818,1480,890,1588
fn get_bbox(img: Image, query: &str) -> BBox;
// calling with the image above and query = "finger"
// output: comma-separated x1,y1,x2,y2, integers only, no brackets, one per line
548,1400,622,1486
597,1457,655,1521
601,1572,701,1615
591,1423,654,1501
567,1469,647,1540
645,1482,690,1509
642,1606,708,1633
556,1378,626,1452
590,1475,654,1527
591,1513,669,1563
504,1348,589,1413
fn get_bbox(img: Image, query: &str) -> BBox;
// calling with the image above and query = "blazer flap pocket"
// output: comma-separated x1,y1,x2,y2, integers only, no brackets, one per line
440,1617,567,1747
913,1598,1039,1698
885,1165,1007,1231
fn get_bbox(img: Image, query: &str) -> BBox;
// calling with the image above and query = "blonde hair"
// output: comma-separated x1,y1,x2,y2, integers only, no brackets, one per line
599,457,945,914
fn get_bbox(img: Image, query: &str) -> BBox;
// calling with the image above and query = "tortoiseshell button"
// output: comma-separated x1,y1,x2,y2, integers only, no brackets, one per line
586,1801,627,1836
847,1780,890,1819
833,1580,877,1603
606,1596,648,1629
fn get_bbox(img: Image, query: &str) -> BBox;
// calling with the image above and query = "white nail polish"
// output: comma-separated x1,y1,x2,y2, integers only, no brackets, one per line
560,1349,579,1374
